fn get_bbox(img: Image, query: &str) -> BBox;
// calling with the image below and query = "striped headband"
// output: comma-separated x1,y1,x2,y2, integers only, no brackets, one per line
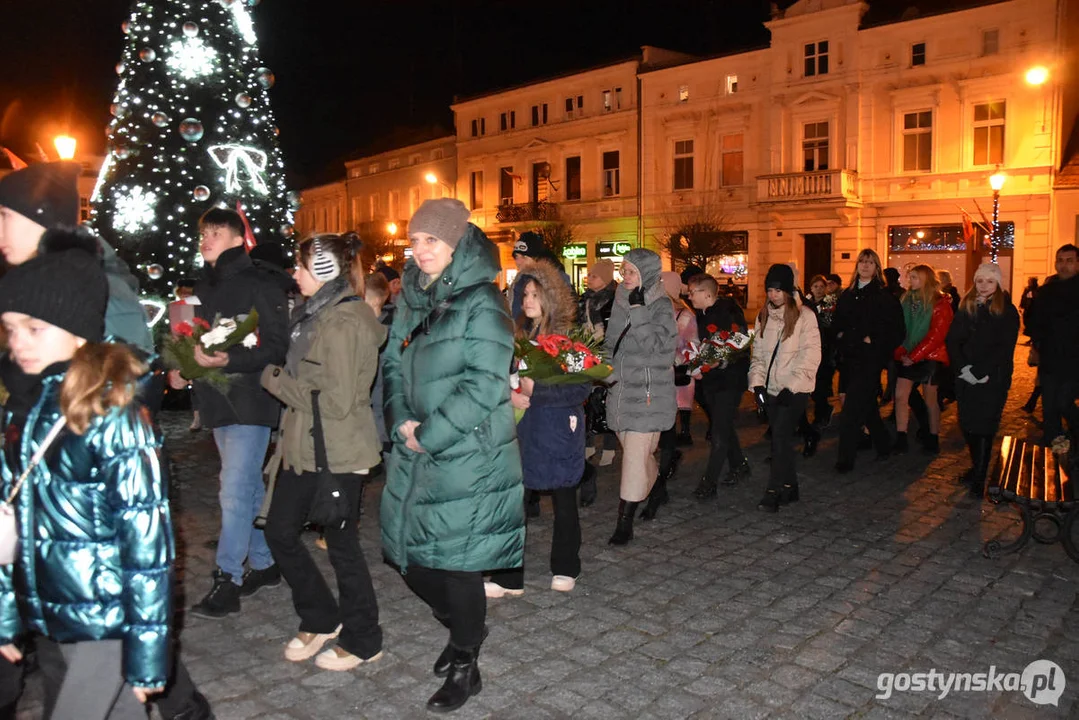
310,238,340,282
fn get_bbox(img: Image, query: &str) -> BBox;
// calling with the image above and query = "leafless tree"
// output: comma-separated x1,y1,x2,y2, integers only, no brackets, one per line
656,200,741,271
536,221,579,261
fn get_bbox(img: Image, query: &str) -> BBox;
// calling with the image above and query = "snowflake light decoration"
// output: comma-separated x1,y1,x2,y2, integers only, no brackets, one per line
166,37,218,80
113,186,158,233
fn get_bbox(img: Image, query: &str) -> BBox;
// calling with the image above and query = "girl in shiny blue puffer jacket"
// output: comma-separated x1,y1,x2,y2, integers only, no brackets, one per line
0,239,174,718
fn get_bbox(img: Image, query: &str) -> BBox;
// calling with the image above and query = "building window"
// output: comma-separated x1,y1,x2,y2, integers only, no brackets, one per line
911,42,926,67
982,29,999,56
564,97,573,119
409,153,421,165
431,148,444,160
902,110,932,172
409,186,421,215
614,87,623,109
804,41,829,77
673,139,694,190
500,112,516,131
726,74,739,94
470,119,478,137
973,101,1005,166
531,105,540,126
368,163,379,174
565,156,582,201
802,122,829,171
388,190,400,219
576,95,584,117
470,171,484,210
603,89,613,112
678,85,689,103
480,118,486,135
721,134,744,186
500,113,507,131
368,194,379,221
603,151,620,196
388,158,400,170
500,167,514,205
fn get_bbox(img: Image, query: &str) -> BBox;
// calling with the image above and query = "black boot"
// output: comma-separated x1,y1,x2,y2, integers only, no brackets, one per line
640,477,669,521
658,449,682,483
724,458,751,485
778,482,800,505
802,425,821,458
578,463,597,508
757,489,780,513
676,410,693,446
967,435,994,498
892,431,908,454
1022,387,1041,413
608,500,638,545
692,475,717,500
434,626,488,678
427,647,481,713
165,691,215,720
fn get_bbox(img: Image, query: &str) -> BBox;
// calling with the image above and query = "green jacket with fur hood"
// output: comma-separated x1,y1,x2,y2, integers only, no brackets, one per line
261,284,387,476
380,224,524,573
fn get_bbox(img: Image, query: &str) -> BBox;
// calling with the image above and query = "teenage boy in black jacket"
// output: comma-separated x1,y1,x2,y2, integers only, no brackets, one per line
169,208,289,618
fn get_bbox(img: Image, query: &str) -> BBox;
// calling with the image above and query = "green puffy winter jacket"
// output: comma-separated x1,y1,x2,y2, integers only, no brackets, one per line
380,224,524,573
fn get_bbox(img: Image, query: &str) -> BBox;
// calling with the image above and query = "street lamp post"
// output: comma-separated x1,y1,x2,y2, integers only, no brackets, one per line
989,170,1006,263
424,172,454,199
54,135,76,160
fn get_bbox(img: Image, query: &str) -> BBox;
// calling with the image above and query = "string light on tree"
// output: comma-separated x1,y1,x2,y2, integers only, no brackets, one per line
91,0,293,293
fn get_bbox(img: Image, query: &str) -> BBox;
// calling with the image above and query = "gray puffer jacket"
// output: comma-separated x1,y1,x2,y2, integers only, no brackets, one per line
604,249,677,433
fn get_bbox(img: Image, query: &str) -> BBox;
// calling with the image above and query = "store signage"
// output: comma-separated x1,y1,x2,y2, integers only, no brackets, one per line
597,241,633,258
562,243,587,260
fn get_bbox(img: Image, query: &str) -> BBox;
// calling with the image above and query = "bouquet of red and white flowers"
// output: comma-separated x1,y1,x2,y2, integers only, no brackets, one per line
162,309,260,391
513,328,613,385
681,323,754,377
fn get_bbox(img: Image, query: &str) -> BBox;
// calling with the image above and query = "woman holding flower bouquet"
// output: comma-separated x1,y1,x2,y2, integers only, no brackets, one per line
748,265,822,511
604,248,677,545
259,233,387,671
381,199,523,713
490,260,591,594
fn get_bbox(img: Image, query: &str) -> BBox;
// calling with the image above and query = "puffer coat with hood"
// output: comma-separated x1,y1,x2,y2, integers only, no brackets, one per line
604,248,677,433
380,224,524,573
516,261,592,490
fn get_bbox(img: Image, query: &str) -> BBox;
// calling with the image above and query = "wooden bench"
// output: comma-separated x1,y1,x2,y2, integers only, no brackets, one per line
984,436,1078,562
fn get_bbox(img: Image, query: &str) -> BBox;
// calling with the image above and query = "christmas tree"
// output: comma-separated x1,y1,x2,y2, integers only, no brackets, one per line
91,0,295,293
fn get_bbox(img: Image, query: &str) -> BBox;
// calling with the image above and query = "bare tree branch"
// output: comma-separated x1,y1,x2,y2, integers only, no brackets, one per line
654,198,743,271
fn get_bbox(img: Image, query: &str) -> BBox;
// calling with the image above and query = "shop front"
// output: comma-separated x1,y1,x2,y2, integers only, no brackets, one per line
887,222,1014,293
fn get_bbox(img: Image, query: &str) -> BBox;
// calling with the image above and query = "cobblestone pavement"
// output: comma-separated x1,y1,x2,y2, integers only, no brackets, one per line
17,348,1079,719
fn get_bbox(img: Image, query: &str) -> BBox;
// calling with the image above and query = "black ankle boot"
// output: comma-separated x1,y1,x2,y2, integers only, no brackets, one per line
434,626,488,678
967,435,994,498
778,482,799,505
427,647,481,713
692,475,717,500
608,500,638,545
640,478,669,521
892,431,908,454
658,449,682,483
802,427,821,458
676,410,693,446
578,463,597,508
758,489,780,512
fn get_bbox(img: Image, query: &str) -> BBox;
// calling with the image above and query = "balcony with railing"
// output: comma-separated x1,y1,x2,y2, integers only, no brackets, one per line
495,201,560,223
756,169,859,204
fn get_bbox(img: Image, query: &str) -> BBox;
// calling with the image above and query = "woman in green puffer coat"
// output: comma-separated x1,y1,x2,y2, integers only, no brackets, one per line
381,199,523,714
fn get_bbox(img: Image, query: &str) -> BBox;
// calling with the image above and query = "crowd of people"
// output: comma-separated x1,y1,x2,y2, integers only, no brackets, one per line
0,161,1074,717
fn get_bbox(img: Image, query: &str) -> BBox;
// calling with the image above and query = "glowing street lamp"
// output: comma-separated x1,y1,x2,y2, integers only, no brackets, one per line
1025,66,1049,86
989,170,1006,262
386,222,398,236
424,172,453,198
54,135,76,160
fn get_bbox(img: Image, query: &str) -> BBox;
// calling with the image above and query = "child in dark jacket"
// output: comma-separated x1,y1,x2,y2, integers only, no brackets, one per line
488,261,590,596
0,234,174,718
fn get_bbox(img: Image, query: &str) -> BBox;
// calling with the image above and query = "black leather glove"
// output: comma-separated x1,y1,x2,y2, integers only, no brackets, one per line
752,386,768,422
777,388,794,406
628,287,645,306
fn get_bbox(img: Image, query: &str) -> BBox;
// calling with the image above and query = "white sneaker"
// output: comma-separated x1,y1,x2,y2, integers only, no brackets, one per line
284,625,342,662
484,581,524,599
314,646,383,671
598,449,616,466
551,575,576,592
584,446,596,460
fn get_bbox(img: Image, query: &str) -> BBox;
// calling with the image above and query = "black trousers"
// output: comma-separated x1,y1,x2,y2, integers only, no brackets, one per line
403,567,486,651
838,364,891,464
767,393,808,491
702,386,745,481
812,361,835,422
1041,372,1079,444
658,425,678,473
264,468,382,659
491,486,581,590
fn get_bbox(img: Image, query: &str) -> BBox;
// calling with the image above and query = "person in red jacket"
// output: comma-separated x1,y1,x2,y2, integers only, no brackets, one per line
893,264,953,454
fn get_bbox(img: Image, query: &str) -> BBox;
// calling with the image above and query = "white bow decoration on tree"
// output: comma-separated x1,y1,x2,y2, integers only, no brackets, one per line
208,144,269,195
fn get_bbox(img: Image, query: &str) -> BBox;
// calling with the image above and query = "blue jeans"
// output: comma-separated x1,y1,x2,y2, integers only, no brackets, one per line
212,425,273,582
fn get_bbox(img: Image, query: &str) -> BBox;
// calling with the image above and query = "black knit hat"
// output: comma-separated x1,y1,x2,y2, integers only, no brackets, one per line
0,162,81,229
765,263,795,294
0,228,107,342
512,231,545,258
680,265,705,285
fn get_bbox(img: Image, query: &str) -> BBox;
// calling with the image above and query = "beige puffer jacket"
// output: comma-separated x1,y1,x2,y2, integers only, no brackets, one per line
747,303,821,396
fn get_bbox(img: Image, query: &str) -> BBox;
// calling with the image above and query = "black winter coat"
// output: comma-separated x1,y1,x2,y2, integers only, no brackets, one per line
945,298,1019,435
695,297,749,393
832,280,904,370
192,246,290,428
1025,274,1079,378
578,281,617,338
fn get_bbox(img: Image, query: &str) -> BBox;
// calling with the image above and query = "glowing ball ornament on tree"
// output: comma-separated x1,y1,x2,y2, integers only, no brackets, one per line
91,0,294,294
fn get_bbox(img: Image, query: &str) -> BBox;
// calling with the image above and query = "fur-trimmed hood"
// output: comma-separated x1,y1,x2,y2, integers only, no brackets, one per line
519,260,577,335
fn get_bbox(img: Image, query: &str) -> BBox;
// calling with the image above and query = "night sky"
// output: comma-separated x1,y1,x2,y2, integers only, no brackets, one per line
1,0,978,187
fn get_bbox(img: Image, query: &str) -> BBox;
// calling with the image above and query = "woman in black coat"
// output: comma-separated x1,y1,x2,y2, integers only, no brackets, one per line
832,249,905,473
945,263,1019,498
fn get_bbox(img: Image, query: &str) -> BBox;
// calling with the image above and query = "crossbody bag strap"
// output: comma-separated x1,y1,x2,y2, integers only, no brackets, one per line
764,335,781,391
4,416,68,505
611,322,632,358
310,390,329,473
400,285,485,351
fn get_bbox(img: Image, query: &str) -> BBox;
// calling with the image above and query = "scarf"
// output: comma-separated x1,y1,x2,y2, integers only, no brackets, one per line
1,357,69,469
285,275,351,375
902,295,933,352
